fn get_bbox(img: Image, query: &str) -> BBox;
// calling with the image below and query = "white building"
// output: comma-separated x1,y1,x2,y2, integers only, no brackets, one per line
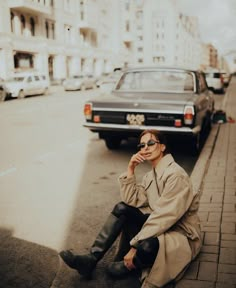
129,0,202,69
0,0,219,82
0,0,128,81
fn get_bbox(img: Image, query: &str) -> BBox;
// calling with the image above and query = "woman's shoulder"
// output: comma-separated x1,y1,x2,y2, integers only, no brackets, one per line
164,157,190,179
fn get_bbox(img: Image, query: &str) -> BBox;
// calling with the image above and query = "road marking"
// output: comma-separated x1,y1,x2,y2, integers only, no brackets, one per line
36,151,55,161
0,167,17,177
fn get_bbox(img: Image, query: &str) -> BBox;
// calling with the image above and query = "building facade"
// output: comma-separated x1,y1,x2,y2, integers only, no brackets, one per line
0,0,226,82
0,0,128,81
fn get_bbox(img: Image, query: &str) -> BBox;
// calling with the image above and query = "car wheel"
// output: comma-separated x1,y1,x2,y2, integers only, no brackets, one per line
191,134,201,156
44,88,49,95
0,88,6,101
18,90,25,99
104,137,122,150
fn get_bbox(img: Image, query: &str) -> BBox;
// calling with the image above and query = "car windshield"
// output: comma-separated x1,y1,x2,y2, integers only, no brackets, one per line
115,70,194,93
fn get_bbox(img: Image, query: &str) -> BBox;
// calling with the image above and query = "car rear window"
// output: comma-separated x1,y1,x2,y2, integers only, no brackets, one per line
116,70,194,93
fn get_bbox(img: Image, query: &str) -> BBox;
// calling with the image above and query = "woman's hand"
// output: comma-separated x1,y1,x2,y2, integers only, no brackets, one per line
127,152,146,177
123,247,137,270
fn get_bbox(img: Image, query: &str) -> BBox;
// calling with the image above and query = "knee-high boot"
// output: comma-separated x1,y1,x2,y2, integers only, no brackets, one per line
59,213,124,277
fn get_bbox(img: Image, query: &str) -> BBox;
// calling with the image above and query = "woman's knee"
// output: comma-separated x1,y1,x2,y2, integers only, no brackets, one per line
136,237,159,265
111,201,129,218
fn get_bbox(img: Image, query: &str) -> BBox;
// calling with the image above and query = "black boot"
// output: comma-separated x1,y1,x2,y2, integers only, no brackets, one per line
59,213,124,277
107,255,143,278
106,261,131,278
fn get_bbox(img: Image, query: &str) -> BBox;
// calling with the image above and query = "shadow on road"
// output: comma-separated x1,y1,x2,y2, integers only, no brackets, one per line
0,227,59,288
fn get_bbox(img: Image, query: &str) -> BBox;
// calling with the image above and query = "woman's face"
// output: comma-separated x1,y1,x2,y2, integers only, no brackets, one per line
139,133,166,165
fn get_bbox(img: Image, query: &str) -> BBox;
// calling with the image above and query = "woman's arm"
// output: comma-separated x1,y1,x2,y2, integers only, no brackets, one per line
130,174,193,246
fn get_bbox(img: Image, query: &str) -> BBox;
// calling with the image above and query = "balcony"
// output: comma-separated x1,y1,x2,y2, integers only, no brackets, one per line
7,0,52,15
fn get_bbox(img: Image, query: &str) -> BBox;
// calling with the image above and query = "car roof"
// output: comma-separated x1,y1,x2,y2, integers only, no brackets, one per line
122,65,201,73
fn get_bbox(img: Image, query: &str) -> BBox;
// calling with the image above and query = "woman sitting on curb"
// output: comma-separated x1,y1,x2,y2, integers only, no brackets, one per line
59,129,202,287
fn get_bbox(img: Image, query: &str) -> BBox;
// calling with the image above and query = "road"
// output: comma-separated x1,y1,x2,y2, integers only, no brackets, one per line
0,87,224,288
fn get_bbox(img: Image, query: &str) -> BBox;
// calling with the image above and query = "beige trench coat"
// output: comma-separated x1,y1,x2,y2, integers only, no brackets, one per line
118,154,202,288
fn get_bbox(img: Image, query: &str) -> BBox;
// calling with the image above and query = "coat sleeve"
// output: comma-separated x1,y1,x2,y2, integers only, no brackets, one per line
130,173,193,247
118,172,149,208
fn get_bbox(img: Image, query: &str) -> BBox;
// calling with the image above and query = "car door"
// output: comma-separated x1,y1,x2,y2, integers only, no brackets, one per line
24,75,34,95
34,75,43,94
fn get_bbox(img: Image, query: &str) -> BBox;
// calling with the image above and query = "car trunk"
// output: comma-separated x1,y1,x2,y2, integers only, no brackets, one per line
90,91,195,127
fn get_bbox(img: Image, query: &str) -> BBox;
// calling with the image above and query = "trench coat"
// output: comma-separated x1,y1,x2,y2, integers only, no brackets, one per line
118,154,202,288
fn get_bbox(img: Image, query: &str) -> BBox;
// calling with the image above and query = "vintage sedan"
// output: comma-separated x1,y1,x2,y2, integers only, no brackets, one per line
83,66,214,154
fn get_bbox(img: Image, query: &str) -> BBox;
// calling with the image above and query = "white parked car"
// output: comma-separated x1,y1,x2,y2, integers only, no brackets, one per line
4,73,49,99
63,75,97,91
205,70,224,94
0,78,10,101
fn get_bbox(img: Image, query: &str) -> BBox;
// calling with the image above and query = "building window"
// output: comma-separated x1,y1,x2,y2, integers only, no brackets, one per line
45,21,49,38
125,1,130,11
20,15,25,34
125,21,130,32
11,12,14,33
30,18,35,36
138,58,143,63
64,25,72,43
51,23,55,39
136,11,143,20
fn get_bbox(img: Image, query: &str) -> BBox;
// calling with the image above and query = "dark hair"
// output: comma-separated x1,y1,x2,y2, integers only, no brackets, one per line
138,129,170,155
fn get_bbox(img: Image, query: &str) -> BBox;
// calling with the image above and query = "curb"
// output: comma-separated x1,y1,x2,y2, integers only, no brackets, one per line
190,123,219,196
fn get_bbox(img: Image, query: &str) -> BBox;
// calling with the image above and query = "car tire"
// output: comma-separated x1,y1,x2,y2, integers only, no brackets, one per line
104,137,122,150
18,90,25,99
191,134,201,156
44,88,49,95
0,88,6,101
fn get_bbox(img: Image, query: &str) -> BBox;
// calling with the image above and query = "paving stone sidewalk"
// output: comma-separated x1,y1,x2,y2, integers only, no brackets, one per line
175,77,236,288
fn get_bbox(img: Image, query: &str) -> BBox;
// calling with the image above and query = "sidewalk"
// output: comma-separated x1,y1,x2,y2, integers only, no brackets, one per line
175,77,236,288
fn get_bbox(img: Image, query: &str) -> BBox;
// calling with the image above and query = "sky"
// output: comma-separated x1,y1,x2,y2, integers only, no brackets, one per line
177,0,236,56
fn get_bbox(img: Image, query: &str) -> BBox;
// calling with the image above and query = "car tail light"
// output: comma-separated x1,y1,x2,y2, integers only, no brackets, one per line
175,119,182,127
93,115,101,123
184,106,194,125
84,103,92,120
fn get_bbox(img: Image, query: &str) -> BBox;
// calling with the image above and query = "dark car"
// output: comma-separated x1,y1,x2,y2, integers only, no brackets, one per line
83,66,214,154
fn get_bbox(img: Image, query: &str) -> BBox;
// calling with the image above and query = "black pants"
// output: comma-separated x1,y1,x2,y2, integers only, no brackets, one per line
112,201,159,267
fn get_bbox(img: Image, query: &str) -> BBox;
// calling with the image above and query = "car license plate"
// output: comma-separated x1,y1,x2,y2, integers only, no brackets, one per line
126,114,145,125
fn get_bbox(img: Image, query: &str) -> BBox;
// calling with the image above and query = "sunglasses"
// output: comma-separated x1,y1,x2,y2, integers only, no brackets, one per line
137,139,160,150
